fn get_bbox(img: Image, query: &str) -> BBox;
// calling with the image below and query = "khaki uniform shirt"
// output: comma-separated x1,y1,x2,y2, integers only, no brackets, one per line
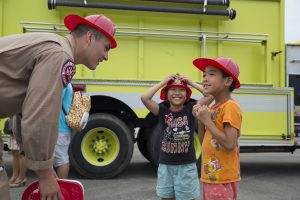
0,32,76,171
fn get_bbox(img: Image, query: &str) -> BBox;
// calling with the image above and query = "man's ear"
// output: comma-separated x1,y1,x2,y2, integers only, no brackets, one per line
86,30,94,45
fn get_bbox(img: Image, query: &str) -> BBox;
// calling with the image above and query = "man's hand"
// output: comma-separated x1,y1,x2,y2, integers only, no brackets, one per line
36,169,63,200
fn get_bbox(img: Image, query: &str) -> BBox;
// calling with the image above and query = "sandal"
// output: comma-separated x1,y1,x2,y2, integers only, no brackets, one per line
10,178,27,188
9,177,17,184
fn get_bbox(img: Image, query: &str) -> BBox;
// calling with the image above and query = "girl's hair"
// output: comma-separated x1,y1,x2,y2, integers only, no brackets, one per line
71,24,105,40
222,71,236,92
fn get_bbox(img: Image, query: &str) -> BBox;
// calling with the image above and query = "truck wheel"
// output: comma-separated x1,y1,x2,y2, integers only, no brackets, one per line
136,127,151,162
136,112,157,162
69,113,133,179
147,124,202,175
146,125,160,166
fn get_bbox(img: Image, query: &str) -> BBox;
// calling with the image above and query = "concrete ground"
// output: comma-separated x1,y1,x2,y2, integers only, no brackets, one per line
3,144,300,200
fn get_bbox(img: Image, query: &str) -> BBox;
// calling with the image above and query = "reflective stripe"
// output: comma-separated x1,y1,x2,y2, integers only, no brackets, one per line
87,92,288,112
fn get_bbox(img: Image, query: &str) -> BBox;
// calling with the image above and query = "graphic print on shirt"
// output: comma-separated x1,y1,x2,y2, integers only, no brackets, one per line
211,108,222,151
202,108,223,182
203,155,222,181
61,59,76,87
161,112,191,154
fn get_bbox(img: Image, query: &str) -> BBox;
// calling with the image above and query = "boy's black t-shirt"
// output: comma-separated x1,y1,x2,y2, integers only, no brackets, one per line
158,102,196,165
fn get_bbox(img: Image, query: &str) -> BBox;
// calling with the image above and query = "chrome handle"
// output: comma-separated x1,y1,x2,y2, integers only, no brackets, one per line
290,59,300,63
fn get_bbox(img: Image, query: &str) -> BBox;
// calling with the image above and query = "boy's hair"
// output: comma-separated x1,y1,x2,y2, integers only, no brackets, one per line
222,71,236,92
71,24,106,41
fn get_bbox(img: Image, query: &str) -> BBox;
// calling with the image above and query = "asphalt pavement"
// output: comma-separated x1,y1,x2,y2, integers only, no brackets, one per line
3,145,300,200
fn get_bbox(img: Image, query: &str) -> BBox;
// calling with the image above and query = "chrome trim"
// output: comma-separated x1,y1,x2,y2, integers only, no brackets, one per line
240,139,294,147
20,21,268,43
72,78,293,94
290,59,300,63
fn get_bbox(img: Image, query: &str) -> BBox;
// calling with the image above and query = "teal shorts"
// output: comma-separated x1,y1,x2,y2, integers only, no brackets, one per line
156,163,200,200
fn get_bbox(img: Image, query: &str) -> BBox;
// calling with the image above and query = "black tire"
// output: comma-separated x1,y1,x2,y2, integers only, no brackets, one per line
136,112,158,162
69,113,134,179
147,124,160,167
147,124,202,175
136,127,151,162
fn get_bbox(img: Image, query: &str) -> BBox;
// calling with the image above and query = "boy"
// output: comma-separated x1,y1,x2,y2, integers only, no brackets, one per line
192,57,242,200
141,73,212,200
54,83,73,178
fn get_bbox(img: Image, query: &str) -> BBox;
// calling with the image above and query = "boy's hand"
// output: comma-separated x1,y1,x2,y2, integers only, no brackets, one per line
193,104,211,124
192,103,200,117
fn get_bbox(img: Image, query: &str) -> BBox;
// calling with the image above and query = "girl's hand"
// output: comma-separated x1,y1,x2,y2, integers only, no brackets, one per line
177,74,192,85
161,74,176,86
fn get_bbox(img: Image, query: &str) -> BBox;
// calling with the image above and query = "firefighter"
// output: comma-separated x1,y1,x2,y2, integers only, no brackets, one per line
0,14,117,199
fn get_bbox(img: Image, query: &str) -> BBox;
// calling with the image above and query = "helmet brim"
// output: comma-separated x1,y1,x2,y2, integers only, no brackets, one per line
193,58,240,89
160,84,192,101
64,14,117,48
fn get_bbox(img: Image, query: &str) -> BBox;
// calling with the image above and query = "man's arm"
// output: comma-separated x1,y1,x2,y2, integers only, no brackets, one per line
141,74,175,116
21,51,69,199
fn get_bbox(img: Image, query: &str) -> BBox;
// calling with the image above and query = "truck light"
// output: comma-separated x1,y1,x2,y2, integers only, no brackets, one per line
72,84,86,92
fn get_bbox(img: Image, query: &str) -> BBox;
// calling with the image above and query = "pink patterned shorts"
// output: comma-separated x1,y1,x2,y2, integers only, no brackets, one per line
202,182,239,200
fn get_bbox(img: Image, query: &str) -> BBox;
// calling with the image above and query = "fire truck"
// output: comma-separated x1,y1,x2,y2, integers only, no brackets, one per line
1,0,299,179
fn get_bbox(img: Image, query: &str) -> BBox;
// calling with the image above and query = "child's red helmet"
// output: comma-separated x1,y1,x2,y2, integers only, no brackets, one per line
160,78,192,101
22,179,84,200
193,57,240,88
64,14,117,48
